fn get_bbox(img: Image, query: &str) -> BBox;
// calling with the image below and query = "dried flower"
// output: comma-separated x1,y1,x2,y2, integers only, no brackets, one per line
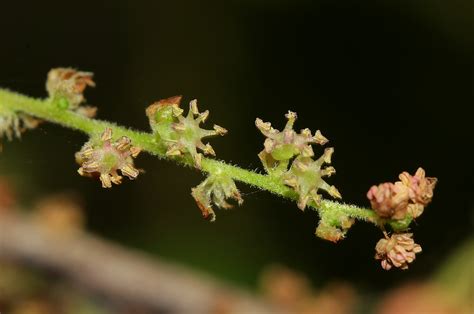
146,96,226,168
76,128,141,188
399,168,437,206
367,168,437,220
367,182,409,219
46,67,97,117
375,232,422,270
283,150,341,210
191,171,243,221
256,111,328,173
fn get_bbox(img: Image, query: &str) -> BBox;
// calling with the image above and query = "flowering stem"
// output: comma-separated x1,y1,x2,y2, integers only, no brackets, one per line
0,88,387,227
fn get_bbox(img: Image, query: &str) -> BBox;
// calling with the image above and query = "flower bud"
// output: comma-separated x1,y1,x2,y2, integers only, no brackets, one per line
315,222,346,243
315,203,355,242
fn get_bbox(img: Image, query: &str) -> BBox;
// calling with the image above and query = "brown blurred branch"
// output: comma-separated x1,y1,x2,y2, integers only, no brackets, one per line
0,211,275,313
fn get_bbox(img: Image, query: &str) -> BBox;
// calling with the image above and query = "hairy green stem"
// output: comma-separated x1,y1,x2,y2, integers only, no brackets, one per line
0,88,385,227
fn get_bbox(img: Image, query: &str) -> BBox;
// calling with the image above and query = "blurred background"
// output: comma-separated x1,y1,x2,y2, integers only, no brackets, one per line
0,0,472,313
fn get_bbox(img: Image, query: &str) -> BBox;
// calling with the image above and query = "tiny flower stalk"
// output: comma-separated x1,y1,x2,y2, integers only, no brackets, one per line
76,128,141,188
146,96,227,168
191,171,243,221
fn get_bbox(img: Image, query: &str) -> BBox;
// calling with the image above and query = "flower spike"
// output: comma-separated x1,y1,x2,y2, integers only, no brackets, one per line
191,171,243,221
146,97,227,168
76,128,141,188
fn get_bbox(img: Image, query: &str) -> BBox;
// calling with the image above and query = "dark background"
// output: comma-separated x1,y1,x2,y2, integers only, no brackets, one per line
1,0,472,292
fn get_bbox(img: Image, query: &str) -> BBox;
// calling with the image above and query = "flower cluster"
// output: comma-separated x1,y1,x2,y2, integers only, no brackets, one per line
46,68,97,117
75,128,141,188
191,171,243,221
256,112,341,211
367,168,437,220
375,233,422,270
367,168,436,270
146,96,227,168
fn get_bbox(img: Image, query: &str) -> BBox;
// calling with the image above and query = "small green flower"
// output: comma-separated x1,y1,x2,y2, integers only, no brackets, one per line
146,96,226,168
283,150,341,210
76,128,141,188
256,111,328,174
191,171,243,221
